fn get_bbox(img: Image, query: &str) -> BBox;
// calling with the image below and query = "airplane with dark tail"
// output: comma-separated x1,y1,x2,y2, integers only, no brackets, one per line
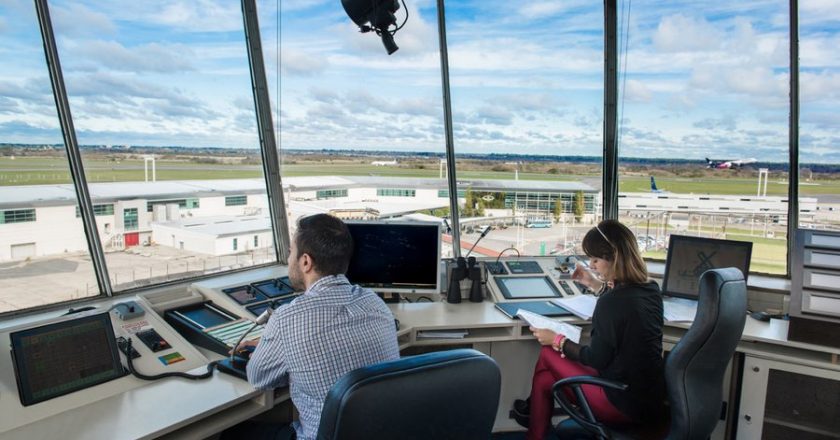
650,176,667,193
705,157,758,169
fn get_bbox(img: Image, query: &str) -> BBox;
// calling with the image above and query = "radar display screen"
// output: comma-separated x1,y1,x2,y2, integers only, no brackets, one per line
10,313,126,406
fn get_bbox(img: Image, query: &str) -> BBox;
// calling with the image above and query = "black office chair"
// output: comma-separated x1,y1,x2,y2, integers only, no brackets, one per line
316,348,501,440
552,267,748,440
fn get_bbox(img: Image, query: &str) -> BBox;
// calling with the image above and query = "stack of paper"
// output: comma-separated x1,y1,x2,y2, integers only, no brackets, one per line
662,298,698,322
551,295,598,320
516,309,582,343
417,329,469,339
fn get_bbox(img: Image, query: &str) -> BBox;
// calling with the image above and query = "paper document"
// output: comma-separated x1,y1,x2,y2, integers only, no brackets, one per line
551,295,598,320
516,309,582,344
417,330,469,339
662,298,698,322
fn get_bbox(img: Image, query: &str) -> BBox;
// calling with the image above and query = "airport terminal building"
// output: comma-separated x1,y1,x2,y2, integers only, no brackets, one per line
0,177,600,261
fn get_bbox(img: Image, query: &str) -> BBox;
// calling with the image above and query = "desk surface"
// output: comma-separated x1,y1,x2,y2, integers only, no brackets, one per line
4,295,840,440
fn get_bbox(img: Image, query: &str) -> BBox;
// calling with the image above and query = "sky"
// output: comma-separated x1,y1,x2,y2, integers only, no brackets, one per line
0,0,838,163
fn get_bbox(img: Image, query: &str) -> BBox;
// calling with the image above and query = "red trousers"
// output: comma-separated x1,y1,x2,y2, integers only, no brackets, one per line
527,346,630,440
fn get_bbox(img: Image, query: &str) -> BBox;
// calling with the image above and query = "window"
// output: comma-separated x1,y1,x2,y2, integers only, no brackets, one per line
1,209,37,224
146,199,200,213
315,189,348,199
448,1,604,257
274,1,447,252
0,1,99,312
799,1,840,233
254,235,259,247
50,2,275,291
438,189,466,198
617,1,790,275
225,196,248,206
75,204,114,217
233,238,238,251
123,208,139,231
377,189,416,197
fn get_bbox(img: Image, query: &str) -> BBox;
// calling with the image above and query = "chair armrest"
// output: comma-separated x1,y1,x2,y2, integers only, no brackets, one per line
551,376,629,439
554,375,629,392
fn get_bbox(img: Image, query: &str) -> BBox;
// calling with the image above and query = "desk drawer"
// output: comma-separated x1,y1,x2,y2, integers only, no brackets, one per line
802,290,840,318
805,249,840,270
805,232,840,249
803,269,840,293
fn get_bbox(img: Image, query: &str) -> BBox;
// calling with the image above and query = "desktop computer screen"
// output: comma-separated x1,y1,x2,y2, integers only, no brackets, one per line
10,313,126,406
345,221,441,294
662,234,753,300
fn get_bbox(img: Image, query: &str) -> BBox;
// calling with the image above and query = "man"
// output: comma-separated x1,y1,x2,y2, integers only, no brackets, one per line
240,214,400,440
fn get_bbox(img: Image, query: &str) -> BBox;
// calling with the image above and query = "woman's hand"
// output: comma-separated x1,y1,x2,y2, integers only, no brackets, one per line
530,327,558,346
571,265,598,290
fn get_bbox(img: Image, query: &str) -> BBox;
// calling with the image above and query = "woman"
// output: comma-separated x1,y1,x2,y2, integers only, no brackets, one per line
518,219,666,440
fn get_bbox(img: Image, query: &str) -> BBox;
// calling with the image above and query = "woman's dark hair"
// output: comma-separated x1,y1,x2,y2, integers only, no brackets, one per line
581,219,648,285
295,214,354,276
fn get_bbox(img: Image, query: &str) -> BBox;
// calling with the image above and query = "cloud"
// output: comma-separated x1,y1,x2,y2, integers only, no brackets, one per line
652,14,721,53
50,3,116,37
623,79,652,102
0,120,62,142
64,40,194,73
281,49,329,76
693,117,738,131
144,0,244,33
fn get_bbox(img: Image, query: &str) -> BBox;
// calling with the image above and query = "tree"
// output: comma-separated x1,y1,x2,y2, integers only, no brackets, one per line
573,191,585,222
553,198,562,222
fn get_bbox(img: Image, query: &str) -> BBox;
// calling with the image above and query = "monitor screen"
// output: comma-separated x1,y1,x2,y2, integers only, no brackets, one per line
345,221,441,293
10,313,126,406
494,276,561,299
662,235,753,300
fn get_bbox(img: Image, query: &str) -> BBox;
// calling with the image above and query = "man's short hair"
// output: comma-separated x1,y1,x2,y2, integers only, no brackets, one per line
295,214,354,276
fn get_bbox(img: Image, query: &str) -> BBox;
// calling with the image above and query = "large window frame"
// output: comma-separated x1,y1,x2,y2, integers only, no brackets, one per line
3,0,812,317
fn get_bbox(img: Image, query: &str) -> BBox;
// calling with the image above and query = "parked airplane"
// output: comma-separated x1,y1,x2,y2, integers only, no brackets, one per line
371,159,398,166
705,157,757,169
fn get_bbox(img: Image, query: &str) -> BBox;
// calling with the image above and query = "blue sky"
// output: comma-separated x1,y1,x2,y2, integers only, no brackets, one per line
0,0,838,163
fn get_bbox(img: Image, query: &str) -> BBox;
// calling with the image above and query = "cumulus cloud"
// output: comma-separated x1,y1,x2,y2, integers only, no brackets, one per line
693,117,737,131
64,40,194,73
623,79,652,102
281,49,329,76
51,3,116,37
652,14,721,53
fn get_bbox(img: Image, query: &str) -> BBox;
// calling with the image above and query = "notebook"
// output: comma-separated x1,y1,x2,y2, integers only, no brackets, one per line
495,300,572,319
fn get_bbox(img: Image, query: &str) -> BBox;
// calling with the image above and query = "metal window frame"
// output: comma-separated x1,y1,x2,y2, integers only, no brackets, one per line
242,0,290,264
34,0,112,297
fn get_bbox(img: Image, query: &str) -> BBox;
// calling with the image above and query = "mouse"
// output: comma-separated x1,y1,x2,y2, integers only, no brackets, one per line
750,311,772,322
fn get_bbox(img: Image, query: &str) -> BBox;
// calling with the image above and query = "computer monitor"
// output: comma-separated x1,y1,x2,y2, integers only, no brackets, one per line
345,221,441,294
662,234,753,300
10,313,126,406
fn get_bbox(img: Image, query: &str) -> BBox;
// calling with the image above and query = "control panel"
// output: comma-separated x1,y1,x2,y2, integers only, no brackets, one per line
189,266,301,319
485,256,589,303
0,299,208,432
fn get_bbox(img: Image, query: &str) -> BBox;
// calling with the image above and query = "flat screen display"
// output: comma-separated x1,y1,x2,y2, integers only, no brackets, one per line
494,276,561,299
345,222,441,293
10,313,126,406
177,304,236,329
663,235,753,300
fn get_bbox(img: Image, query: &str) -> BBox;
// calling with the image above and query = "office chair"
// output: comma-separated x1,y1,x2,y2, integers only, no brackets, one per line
316,348,501,440
552,267,748,440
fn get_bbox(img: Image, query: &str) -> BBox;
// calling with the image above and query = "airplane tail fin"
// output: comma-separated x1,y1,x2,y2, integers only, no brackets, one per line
650,176,658,192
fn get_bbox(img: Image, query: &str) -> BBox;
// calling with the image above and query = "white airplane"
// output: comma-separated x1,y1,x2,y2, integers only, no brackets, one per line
371,159,398,166
705,157,758,169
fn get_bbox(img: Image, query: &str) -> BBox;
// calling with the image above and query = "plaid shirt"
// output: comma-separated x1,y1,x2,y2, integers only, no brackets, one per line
247,274,400,440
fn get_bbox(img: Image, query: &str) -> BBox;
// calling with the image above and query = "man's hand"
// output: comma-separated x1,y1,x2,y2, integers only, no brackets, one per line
530,327,558,346
229,338,259,355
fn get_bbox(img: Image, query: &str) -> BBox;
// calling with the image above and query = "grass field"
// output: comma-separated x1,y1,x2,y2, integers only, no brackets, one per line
5,157,839,198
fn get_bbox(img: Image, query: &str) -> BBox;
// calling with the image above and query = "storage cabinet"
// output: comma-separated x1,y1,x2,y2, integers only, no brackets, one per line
738,356,840,439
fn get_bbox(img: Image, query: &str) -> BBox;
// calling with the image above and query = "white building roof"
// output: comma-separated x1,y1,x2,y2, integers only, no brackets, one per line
152,215,271,237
